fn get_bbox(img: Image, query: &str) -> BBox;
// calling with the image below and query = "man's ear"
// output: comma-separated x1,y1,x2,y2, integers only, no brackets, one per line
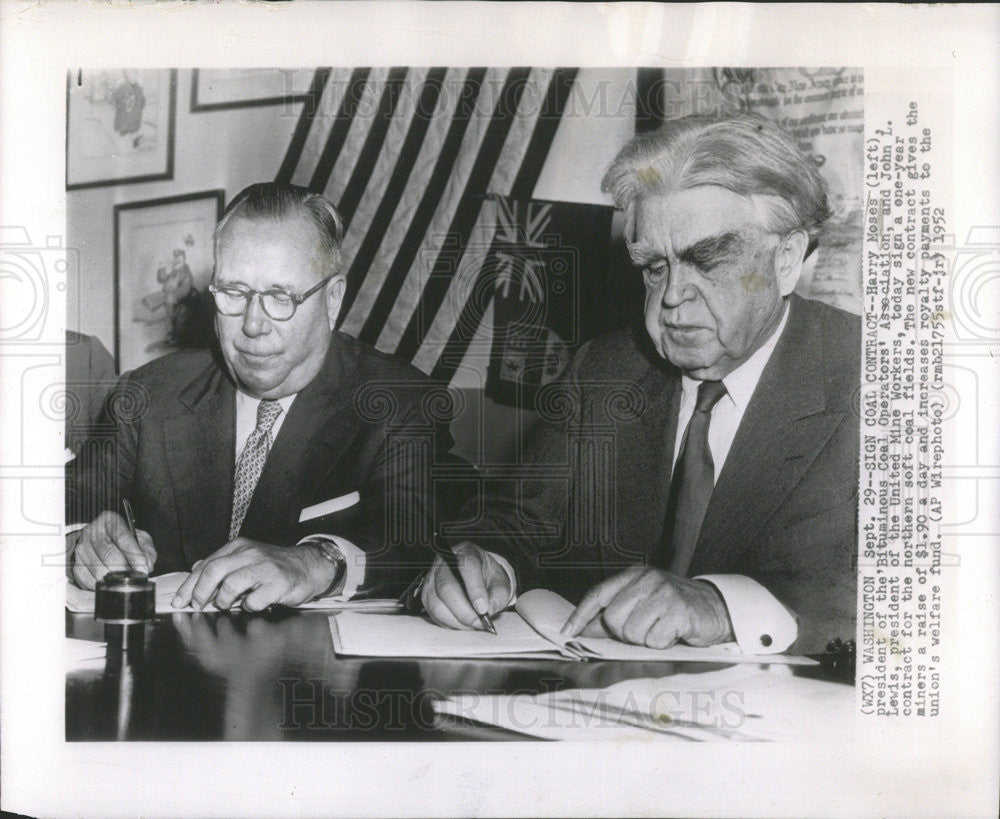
774,229,809,297
326,275,346,328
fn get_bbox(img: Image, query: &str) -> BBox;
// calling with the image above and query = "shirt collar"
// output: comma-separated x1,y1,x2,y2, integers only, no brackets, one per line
680,299,790,411
236,390,297,418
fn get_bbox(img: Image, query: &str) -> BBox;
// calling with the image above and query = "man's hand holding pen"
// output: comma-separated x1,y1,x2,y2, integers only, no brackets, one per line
68,509,157,589
420,541,512,633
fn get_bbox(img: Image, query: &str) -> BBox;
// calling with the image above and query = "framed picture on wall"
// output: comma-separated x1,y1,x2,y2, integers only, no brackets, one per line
190,67,317,111
66,69,177,190
113,190,225,372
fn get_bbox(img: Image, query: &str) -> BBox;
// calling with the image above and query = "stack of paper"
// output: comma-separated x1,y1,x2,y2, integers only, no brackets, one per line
433,665,854,742
67,572,401,614
330,589,816,665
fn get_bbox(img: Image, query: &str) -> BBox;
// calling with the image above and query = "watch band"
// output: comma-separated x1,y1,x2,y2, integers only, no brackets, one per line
304,537,347,598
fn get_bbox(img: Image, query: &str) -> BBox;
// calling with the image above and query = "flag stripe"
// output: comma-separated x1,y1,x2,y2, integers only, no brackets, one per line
357,68,488,346
409,67,555,375
337,67,409,230
412,199,502,377
429,67,578,382
289,68,356,188
275,67,333,185
373,68,510,353
340,67,466,336
392,67,532,361
636,67,666,133
308,67,372,192
337,67,447,324
322,66,390,208
338,67,429,259
509,67,578,200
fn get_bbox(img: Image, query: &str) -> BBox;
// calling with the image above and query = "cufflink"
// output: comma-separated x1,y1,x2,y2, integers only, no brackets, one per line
822,638,856,680
759,634,772,647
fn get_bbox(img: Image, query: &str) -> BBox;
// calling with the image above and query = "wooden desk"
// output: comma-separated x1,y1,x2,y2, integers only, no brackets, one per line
66,610,850,741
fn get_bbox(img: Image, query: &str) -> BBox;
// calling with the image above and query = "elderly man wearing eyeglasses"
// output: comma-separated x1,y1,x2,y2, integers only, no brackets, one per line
67,182,453,610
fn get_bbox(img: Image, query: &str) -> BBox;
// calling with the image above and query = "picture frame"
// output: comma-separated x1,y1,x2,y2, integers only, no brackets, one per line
189,67,318,112
113,190,225,372
66,69,177,190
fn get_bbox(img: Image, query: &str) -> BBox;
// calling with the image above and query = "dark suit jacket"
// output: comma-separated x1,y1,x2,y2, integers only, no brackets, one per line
69,332,454,594
65,331,118,453
455,295,859,653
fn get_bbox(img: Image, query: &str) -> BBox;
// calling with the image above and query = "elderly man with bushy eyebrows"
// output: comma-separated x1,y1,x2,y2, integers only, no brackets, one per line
425,114,859,656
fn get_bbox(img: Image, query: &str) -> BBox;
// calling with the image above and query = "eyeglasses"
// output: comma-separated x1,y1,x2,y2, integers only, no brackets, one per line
208,276,333,321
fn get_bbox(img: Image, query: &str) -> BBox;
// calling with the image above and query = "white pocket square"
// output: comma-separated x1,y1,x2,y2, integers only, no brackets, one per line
298,491,361,523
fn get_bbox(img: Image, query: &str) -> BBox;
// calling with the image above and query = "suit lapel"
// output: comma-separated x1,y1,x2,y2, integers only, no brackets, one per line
163,360,236,565
692,297,845,572
239,336,362,541
587,347,682,571
632,364,683,567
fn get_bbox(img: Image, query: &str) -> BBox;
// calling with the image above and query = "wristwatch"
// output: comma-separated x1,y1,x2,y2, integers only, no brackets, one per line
303,537,346,598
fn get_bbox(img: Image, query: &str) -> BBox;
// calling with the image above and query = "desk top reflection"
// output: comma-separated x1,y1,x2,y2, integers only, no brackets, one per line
66,610,850,742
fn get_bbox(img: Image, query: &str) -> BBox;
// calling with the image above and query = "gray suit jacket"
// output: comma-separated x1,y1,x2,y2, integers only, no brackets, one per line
454,295,859,653
69,332,454,594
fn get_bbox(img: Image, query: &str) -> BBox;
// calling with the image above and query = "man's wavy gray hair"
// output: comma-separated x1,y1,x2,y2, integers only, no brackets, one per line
214,182,345,279
602,113,831,253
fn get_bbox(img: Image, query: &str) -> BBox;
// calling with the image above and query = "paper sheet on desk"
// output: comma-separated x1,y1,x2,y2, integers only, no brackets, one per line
331,607,573,660
66,573,401,614
434,665,854,742
330,588,816,664
66,637,106,670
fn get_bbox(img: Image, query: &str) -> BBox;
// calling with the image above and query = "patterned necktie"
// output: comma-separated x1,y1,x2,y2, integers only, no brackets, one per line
228,399,283,541
665,380,727,576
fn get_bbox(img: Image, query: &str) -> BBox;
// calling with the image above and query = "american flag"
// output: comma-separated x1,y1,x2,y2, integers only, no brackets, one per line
274,67,585,384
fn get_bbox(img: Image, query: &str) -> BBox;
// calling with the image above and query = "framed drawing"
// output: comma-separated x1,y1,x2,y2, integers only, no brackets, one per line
113,190,225,372
66,69,177,190
190,67,317,111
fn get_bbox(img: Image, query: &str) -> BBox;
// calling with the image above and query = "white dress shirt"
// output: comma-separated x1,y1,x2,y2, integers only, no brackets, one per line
235,391,365,600
671,304,789,481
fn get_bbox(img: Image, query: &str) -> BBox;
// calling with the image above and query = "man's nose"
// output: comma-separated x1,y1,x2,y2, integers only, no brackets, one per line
661,265,696,307
241,294,271,337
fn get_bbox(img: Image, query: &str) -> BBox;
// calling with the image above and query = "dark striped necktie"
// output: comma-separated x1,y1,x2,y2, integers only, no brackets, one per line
665,380,727,576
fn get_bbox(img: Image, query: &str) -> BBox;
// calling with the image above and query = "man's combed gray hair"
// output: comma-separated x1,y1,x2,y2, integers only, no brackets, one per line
214,182,345,278
602,113,831,249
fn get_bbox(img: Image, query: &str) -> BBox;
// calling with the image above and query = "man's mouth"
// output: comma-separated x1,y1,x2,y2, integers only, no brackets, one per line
663,322,709,335
236,348,280,361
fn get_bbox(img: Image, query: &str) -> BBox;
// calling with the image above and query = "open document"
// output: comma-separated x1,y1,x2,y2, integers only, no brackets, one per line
330,589,816,665
66,572,401,614
433,665,853,741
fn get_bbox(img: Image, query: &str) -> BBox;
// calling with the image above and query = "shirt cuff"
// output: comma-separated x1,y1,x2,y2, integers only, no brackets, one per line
694,574,798,654
488,551,518,608
297,535,366,600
